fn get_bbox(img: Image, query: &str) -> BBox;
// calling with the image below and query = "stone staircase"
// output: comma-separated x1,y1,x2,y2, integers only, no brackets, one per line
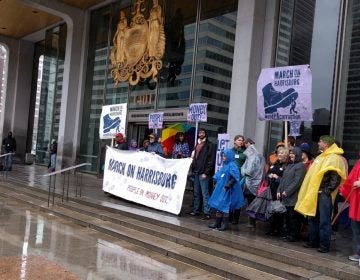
0,180,359,280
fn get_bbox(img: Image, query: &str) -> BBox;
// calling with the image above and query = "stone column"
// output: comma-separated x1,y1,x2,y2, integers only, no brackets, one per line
227,0,279,152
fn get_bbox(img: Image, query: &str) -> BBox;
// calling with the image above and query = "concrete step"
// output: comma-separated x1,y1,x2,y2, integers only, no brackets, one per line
0,184,287,280
3,181,358,280
0,182,353,280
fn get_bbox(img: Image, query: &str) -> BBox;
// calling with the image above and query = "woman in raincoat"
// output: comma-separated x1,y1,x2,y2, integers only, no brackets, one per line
208,148,245,231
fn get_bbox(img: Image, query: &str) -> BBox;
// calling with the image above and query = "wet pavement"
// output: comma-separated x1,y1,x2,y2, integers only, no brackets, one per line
0,196,223,279
0,164,359,279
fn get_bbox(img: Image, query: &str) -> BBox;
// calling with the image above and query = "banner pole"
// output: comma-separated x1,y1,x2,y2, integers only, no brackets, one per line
284,122,288,148
195,121,199,148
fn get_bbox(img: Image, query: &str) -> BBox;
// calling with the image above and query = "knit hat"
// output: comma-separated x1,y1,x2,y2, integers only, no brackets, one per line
300,142,313,159
115,132,123,139
320,135,335,146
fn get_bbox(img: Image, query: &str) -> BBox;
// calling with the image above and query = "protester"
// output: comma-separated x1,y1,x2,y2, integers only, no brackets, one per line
295,135,346,253
128,139,138,151
229,134,246,224
266,146,288,236
114,133,128,150
172,132,190,158
241,138,266,229
340,155,360,264
277,147,306,242
139,139,150,151
2,131,16,171
147,133,164,157
189,128,216,220
268,141,285,168
48,139,57,172
300,142,313,171
208,148,245,231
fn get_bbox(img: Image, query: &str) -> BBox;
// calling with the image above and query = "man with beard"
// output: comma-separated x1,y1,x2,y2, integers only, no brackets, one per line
189,128,216,220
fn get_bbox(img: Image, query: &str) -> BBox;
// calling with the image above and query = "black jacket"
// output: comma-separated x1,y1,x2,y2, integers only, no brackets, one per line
191,140,216,176
2,136,16,152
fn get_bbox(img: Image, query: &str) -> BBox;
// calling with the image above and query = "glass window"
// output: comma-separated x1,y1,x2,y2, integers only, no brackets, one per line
36,24,66,165
337,0,360,165
269,0,341,156
193,0,238,138
157,0,196,109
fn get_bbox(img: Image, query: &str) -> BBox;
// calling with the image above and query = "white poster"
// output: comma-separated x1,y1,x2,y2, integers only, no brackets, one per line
187,103,207,122
99,103,127,139
103,147,193,215
148,112,164,129
257,65,312,121
215,134,230,173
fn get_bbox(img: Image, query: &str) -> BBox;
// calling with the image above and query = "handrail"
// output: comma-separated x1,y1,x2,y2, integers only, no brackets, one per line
0,152,15,158
40,162,91,206
40,162,91,177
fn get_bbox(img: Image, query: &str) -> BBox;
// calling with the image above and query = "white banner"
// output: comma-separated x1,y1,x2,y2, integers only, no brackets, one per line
103,147,193,215
187,103,207,122
148,112,164,129
215,134,230,173
99,103,127,139
257,65,312,121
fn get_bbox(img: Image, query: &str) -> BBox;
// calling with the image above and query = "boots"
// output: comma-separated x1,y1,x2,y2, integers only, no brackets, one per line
218,214,229,231
232,209,240,224
208,211,223,229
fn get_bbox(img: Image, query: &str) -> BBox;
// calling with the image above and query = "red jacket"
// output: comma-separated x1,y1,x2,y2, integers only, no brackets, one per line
340,160,360,221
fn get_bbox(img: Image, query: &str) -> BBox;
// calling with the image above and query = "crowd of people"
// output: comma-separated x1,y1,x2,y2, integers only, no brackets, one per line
179,129,359,266
4,128,357,264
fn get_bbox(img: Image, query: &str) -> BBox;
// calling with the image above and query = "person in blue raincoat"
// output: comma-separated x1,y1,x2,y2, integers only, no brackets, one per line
208,148,245,231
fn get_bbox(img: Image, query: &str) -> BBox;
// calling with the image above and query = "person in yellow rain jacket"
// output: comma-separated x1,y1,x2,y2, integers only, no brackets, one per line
295,135,346,253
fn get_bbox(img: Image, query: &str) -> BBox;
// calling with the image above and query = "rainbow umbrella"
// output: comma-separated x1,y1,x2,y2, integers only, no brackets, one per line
161,123,195,158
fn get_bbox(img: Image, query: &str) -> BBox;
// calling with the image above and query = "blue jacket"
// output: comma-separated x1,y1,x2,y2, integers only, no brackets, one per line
208,149,245,213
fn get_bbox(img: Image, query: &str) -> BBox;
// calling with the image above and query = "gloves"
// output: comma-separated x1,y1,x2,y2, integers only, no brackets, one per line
225,177,236,191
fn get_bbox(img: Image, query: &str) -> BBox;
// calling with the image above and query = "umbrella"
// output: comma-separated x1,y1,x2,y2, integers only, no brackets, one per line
161,123,195,158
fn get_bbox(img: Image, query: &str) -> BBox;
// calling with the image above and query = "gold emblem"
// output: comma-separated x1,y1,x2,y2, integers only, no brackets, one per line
111,0,165,86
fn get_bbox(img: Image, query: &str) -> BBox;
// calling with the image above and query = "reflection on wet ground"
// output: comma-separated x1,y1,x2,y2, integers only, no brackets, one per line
0,197,223,280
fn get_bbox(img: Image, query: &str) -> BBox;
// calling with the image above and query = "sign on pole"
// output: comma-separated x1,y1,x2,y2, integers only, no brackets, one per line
187,103,208,122
148,112,164,130
215,134,230,173
99,103,127,139
257,65,312,121
187,103,208,148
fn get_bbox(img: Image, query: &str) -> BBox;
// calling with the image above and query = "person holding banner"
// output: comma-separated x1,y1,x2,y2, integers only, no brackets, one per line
208,148,245,231
339,155,360,264
147,133,164,157
172,132,190,158
189,128,216,220
114,133,128,150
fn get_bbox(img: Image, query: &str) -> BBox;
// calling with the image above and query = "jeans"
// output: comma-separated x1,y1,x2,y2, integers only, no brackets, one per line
351,220,360,256
193,174,210,215
50,154,56,171
3,153,13,171
308,193,333,250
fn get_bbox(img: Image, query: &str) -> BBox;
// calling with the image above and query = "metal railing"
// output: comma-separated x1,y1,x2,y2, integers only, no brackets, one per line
0,153,16,179
40,163,91,206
